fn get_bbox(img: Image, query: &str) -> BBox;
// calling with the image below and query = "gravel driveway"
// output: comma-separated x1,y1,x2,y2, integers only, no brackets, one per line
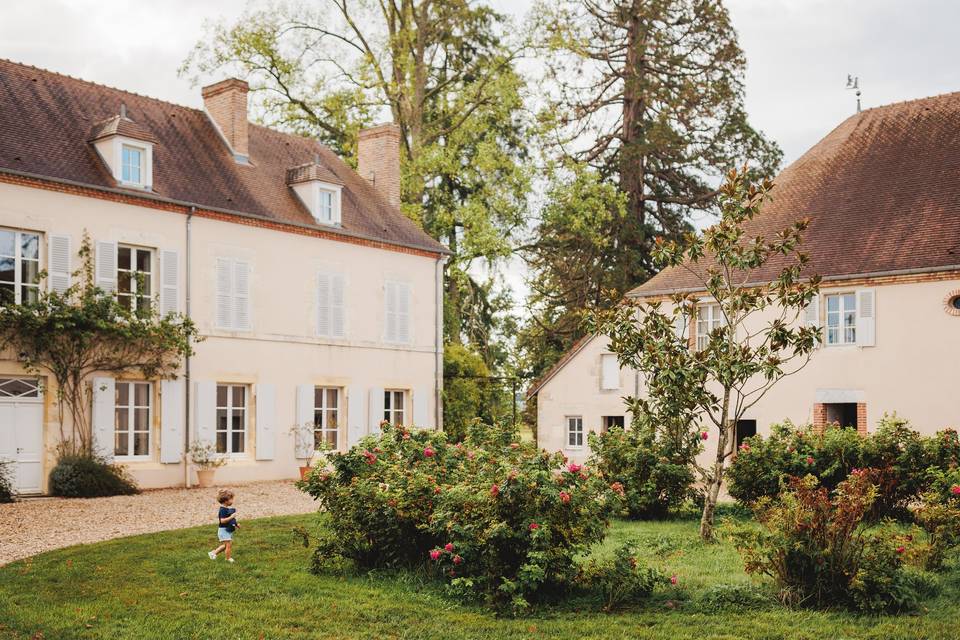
0,480,317,565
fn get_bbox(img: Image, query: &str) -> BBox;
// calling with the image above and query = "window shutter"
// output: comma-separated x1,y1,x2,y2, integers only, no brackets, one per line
804,294,821,346
412,387,429,428
48,234,71,294
385,282,398,341
91,377,115,461
193,380,216,447
397,283,411,344
159,249,180,316
856,289,876,347
215,258,232,329
95,241,117,293
369,387,385,434
295,384,314,458
255,383,276,461
317,272,331,336
233,260,251,330
331,273,345,338
600,354,620,390
346,385,365,446
160,378,185,463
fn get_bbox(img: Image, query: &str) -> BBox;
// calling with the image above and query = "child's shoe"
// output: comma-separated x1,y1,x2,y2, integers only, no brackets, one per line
208,551,217,560
227,558,235,563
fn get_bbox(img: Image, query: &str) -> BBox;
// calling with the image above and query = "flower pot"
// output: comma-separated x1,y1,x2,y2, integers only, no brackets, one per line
299,465,313,480
197,468,216,488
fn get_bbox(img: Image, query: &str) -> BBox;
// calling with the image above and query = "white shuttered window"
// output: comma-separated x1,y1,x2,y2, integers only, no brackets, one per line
600,354,620,390
384,280,411,343
317,271,346,338
215,257,251,331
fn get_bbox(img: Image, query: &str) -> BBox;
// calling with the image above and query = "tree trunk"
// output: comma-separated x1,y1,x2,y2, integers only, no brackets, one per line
699,388,731,541
620,0,647,229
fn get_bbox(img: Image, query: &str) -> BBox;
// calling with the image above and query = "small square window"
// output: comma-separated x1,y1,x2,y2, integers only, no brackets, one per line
566,416,584,448
121,145,144,184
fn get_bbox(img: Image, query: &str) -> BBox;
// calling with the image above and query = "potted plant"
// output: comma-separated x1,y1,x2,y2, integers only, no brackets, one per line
189,440,226,488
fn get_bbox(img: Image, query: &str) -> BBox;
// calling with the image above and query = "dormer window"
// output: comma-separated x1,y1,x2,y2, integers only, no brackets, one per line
121,144,144,185
286,160,344,226
89,106,157,191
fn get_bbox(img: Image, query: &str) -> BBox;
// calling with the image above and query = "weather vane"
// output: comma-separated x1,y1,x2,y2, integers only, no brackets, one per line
846,75,861,114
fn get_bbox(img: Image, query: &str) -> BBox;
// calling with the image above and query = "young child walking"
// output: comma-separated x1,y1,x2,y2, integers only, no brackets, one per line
208,489,239,563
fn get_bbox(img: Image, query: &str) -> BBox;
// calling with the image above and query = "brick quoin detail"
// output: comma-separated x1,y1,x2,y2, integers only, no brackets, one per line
813,403,827,434
857,402,868,435
0,172,443,260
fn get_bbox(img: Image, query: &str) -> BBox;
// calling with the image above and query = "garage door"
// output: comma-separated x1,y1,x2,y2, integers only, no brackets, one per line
0,377,44,495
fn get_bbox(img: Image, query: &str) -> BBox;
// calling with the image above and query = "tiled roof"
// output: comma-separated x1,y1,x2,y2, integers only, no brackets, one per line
525,333,596,398
88,114,158,144
631,92,960,296
0,58,447,255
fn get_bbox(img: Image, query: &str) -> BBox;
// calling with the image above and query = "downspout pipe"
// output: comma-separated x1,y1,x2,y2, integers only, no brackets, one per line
184,206,194,488
435,256,446,430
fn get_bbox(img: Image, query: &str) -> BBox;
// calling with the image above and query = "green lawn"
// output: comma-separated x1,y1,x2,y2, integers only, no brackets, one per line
1,514,958,640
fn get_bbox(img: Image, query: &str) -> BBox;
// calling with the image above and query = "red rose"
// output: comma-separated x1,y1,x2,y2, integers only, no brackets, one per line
896,546,906,554
951,485,960,496
701,431,709,440
610,482,625,497
529,522,539,531
453,555,463,565
423,447,435,458
434,486,442,494
490,484,500,497
444,543,454,552
670,575,678,585
806,456,815,465
559,491,571,504
567,463,582,474
429,549,441,561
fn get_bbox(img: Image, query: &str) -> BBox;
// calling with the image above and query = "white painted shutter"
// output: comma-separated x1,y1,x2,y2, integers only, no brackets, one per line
48,234,71,294
397,283,411,343
331,273,345,338
600,354,620,390
255,383,276,461
347,385,365,446
412,386,429,428
856,289,876,347
369,387,385,434
194,380,217,447
317,272,331,336
385,282,398,341
159,249,180,316
160,378,185,463
804,294,821,346
233,260,251,330
295,384,314,458
91,377,115,460
95,240,117,293
215,258,232,329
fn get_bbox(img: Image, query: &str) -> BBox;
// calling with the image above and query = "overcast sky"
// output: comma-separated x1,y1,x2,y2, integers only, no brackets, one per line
3,0,959,308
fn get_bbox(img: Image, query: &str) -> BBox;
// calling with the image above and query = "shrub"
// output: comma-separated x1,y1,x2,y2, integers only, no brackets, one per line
909,467,960,570
696,582,773,610
0,460,15,503
299,422,622,614
727,417,957,519
730,471,925,613
587,418,700,520
577,541,663,612
48,453,139,498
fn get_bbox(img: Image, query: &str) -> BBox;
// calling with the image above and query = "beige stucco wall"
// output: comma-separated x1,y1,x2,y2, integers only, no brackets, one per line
537,277,960,466
0,180,442,491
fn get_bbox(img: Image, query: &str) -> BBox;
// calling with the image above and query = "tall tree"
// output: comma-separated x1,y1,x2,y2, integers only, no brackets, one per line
183,0,531,358
522,0,781,377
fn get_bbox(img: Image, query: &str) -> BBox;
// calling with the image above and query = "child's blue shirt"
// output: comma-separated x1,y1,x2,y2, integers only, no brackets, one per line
218,506,237,531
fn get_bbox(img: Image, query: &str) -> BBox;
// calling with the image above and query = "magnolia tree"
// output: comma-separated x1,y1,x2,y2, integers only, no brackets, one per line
0,234,199,456
593,168,821,540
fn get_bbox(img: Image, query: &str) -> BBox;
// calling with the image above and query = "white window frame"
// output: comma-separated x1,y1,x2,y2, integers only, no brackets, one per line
384,389,406,425
0,228,41,305
566,416,584,449
317,189,336,224
313,386,341,450
117,245,153,315
216,383,249,457
121,144,145,186
114,381,152,460
825,292,857,346
696,302,725,351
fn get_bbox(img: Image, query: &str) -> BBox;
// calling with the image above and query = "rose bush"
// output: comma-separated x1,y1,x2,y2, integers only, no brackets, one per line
726,416,959,519
299,421,623,613
909,467,960,570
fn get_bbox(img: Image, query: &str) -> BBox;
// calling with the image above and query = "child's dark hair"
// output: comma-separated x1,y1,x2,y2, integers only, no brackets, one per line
217,489,234,504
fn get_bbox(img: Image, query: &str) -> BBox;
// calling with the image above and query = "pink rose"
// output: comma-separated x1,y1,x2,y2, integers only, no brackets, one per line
951,485,960,496
610,482,625,497
444,543,454,552
510,442,520,449
424,447,435,458
559,491,571,504
739,443,750,452
567,463,582,474
453,554,463,565
362,450,377,465
806,456,815,465
670,575,678,585
429,549,441,561
434,486,442,495
701,431,709,440
490,484,500,497
896,546,906,554
529,522,540,531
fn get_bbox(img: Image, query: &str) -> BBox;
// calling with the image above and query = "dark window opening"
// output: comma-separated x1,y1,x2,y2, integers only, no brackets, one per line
735,419,757,450
825,403,858,429
602,415,625,433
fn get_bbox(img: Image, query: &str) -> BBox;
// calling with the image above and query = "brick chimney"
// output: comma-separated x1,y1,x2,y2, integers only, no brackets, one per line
202,78,249,161
357,123,401,210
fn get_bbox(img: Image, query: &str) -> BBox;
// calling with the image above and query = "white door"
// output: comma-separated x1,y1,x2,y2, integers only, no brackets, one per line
0,378,44,494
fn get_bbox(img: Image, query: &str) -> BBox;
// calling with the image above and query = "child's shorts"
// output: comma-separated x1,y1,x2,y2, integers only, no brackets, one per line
217,527,233,542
